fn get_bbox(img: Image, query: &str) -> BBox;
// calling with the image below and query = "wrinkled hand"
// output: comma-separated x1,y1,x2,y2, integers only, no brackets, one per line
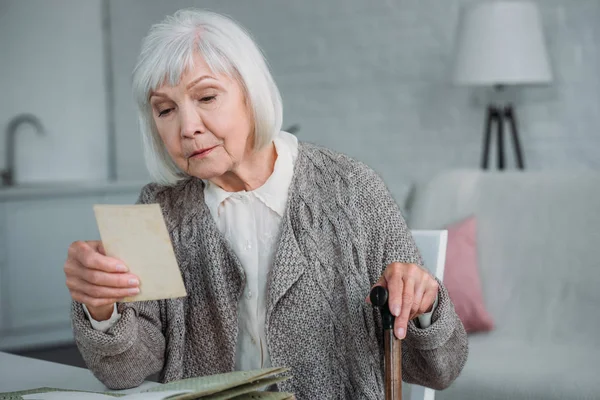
367,262,439,339
64,240,140,321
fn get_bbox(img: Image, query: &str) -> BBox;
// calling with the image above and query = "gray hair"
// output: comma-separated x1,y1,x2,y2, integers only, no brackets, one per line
132,9,283,185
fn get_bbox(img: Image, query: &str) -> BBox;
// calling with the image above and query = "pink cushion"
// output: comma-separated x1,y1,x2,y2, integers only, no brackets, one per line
444,216,494,333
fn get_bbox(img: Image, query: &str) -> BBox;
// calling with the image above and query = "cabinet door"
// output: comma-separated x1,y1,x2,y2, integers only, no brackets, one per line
3,194,102,333
0,202,7,334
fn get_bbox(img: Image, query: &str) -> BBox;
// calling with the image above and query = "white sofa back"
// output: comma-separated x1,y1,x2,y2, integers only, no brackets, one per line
406,170,600,347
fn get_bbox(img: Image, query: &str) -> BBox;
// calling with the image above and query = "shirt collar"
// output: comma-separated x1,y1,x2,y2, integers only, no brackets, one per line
203,180,233,219
203,131,297,218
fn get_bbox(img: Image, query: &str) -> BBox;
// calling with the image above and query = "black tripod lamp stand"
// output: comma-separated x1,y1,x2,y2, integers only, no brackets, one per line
481,102,525,170
452,1,553,170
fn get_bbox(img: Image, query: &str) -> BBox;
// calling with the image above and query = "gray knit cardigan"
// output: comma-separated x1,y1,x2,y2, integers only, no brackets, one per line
71,141,468,399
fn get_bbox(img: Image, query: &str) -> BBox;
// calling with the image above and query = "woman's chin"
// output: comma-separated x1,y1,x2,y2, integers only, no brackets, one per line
187,166,227,181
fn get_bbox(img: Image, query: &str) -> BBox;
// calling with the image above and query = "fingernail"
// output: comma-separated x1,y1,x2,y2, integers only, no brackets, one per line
396,327,405,339
128,279,139,286
129,288,140,295
116,264,127,272
391,305,401,317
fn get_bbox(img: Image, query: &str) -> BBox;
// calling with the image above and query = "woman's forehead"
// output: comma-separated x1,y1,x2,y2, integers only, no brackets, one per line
154,52,231,92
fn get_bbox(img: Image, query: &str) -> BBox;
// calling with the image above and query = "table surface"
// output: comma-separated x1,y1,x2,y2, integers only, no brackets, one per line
0,352,160,394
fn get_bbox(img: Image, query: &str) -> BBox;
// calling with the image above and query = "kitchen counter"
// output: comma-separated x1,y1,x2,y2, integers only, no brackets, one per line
0,352,160,394
0,180,147,201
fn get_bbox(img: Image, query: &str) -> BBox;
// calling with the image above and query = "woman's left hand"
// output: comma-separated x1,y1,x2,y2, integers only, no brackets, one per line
367,262,439,339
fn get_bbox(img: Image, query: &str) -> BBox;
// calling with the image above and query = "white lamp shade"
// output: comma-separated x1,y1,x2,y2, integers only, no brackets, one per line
453,1,553,86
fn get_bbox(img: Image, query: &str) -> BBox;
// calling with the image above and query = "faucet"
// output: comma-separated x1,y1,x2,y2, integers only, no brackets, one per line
1,113,46,186
285,124,300,135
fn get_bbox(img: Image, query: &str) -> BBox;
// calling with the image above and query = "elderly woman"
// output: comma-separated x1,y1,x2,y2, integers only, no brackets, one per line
64,8,467,399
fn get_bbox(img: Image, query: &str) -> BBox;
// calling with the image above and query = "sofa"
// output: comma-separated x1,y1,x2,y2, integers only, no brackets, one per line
404,170,600,400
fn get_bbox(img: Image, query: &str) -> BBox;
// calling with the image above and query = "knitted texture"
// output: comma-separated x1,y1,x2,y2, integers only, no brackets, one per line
71,142,468,399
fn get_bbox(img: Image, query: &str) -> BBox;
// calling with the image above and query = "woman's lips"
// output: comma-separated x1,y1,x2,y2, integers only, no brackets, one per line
190,146,217,159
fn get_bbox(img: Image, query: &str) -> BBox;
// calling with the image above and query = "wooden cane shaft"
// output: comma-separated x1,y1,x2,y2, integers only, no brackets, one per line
384,329,402,400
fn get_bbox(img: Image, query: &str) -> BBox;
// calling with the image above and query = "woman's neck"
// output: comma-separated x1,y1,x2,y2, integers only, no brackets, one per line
209,142,277,193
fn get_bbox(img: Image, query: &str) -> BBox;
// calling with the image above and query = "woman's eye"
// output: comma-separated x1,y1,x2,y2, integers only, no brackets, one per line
158,108,173,117
200,96,216,103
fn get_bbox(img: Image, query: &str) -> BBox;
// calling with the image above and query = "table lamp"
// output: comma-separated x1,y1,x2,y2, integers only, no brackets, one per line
452,1,553,170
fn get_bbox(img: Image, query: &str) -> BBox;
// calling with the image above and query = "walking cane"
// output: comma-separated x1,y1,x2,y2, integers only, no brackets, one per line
370,286,402,400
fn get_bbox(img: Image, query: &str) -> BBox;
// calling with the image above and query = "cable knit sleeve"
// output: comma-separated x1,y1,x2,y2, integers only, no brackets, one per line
71,183,167,390
355,163,469,390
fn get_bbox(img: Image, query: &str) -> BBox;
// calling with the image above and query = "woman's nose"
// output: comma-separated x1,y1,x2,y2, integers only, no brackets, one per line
179,107,206,138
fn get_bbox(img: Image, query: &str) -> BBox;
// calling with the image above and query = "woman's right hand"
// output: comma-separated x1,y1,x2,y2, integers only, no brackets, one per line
64,240,140,321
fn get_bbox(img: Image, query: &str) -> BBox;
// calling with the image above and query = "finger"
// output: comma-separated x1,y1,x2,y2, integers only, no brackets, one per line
366,275,388,304
409,281,426,320
96,241,107,256
395,277,414,339
68,241,127,273
70,291,122,308
383,263,404,318
66,276,140,299
66,263,139,288
419,290,437,315
84,240,105,255
419,281,440,315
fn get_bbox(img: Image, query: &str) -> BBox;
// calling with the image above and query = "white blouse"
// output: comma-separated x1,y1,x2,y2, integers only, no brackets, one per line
203,131,298,371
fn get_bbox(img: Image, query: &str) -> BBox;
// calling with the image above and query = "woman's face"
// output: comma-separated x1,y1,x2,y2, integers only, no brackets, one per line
149,52,254,180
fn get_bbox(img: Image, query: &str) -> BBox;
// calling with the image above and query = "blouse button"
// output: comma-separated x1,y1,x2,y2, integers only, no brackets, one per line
246,291,252,299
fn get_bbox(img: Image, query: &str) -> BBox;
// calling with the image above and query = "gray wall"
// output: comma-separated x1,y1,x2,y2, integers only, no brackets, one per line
1,1,598,203
109,0,600,202
0,0,107,184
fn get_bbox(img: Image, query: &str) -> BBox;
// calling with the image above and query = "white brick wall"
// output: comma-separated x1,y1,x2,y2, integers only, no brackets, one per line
110,0,600,201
